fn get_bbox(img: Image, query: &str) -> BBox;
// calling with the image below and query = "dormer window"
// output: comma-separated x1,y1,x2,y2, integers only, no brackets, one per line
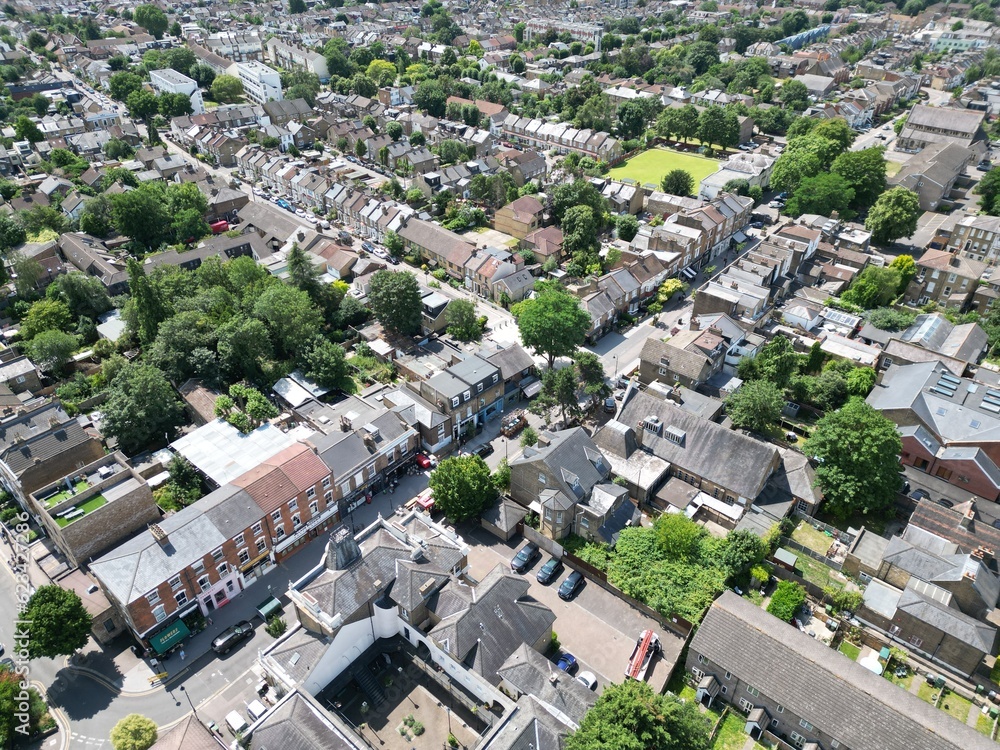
642,416,662,435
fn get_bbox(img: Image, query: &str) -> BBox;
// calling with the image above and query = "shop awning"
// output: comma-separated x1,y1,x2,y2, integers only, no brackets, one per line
521,378,542,398
149,619,190,654
256,596,283,620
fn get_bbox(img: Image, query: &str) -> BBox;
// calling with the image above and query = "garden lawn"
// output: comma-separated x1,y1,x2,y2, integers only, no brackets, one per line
779,547,849,591
917,681,940,705
976,711,995,738
938,690,973,723
712,712,750,750
609,147,720,188
792,520,837,556
838,641,861,661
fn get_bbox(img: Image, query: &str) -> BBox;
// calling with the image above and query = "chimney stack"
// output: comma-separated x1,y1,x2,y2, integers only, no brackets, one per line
150,523,170,548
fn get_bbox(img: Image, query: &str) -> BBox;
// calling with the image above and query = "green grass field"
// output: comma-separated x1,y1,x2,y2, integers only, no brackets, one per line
609,147,720,188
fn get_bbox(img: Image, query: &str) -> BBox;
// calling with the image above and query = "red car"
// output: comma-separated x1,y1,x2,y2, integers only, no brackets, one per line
415,454,433,470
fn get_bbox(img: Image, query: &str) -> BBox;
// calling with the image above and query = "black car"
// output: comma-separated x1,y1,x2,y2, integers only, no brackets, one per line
212,621,254,654
536,557,563,584
937,497,955,508
910,488,930,502
511,543,540,573
475,443,494,459
558,570,584,600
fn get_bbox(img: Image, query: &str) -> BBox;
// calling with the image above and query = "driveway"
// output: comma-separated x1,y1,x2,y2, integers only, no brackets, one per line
464,528,682,693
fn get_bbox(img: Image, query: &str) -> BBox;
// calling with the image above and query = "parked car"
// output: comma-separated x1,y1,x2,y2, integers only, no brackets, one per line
213,621,254,654
556,653,577,673
576,671,598,690
936,497,955,508
909,488,930,502
511,543,540,574
387,255,400,265
415,453,435,470
978,160,993,172
536,557,563,584
603,397,616,413
475,443,494,459
558,570,584,600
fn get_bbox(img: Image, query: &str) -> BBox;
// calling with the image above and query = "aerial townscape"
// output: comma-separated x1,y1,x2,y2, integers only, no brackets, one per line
8,1,1000,750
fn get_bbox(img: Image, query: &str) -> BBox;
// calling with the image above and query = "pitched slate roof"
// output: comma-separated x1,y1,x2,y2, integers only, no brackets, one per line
431,564,555,683
151,714,220,750
497,644,596,726
614,390,778,500
692,592,996,750
249,692,363,750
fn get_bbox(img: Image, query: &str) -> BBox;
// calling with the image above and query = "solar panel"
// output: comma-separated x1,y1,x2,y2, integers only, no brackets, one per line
935,380,957,392
940,373,960,385
930,387,954,397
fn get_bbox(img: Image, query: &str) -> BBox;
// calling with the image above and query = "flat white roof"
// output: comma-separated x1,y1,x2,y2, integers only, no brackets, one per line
170,419,311,485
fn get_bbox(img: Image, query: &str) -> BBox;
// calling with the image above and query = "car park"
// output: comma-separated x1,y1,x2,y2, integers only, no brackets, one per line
556,653,577,672
511,543,540,574
212,621,254,654
558,570,584,600
536,557,563,584
576,671,598,690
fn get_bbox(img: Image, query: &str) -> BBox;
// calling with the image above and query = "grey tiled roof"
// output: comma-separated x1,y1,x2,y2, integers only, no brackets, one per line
691,592,996,750
512,428,609,503
484,695,569,750
615,391,778,500
431,564,555,683
496,644,596,726
249,692,362,750
482,498,528,533
897,582,996,651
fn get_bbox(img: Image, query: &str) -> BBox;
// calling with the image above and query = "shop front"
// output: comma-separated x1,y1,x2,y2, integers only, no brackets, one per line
198,569,244,616
148,617,191,655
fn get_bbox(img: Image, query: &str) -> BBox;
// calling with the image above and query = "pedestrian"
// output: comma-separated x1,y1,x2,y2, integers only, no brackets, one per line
179,649,186,661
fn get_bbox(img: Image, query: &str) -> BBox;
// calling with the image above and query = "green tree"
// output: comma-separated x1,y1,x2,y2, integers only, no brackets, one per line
133,4,168,38
617,99,649,140
445,299,481,341
725,379,784,432
786,172,854,218
47,273,112,319
516,285,590,368
565,680,711,750
531,365,581,424
660,169,694,196
0,214,24,252
865,187,920,245
285,244,321,298
846,366,877,397
778,79,809,110
867,306,915,331
830,147,887,211
252,284,322,358
10,253,42,298
574,350,609,410
108,71,143,102
125,259,170,345
21,585,92,658
720,529,766,578
366,269,422,335
386,121,403,141
190,63,217,89
211,74,244,103
20,299,72,339
302,338,352,392
111,184,170,248
384,229,404,256
770,147,823,193
766,580,807,622
158,92,193,117
738,334,798,388
428,455,497,521
616,214,639,242
28,330,78,374
217,318,272,383
657,278,686,303
102,363,184,452
697,105,739,148
840,265,903,309
889,254,917,293
803,398,902,519
289,0,307,12
78,194,114,237
552,179,607,223
562,204,600,269
110,714,158,750
653,513,706,561
13,115,42,143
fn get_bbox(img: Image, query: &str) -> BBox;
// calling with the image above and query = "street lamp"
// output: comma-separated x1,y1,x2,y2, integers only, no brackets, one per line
445,707,452,734
612,355,619,378
179,686,198,720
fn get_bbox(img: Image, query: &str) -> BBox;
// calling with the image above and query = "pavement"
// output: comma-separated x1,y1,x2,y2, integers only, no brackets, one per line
463,527,682,694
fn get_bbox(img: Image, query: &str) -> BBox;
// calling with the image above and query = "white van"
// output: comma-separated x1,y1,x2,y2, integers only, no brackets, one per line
247,700,268,722
225,711,249,736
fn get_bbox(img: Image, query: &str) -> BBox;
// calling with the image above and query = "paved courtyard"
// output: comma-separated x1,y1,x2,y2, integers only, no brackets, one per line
465,528,682,693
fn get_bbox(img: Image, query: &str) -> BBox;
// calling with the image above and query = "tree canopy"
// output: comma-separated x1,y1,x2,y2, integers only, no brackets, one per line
515,284,590,368
21,585,92,658
803,398,902,520
725,379,785,432
428,455,497,521
110,714,158,750
368,270,422,335
865,187,920,245
565,678,711,750
101,362,185,453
